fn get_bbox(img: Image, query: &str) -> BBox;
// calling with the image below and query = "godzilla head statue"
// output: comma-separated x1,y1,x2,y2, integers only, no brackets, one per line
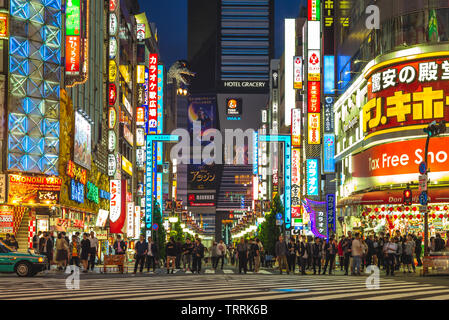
167,60,196,86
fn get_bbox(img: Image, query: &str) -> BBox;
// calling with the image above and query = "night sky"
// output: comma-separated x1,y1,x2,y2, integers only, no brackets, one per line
137,0,303,68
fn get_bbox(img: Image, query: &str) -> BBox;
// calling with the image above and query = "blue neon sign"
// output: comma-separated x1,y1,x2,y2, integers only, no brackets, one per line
307,159,319,196
323,134,335,173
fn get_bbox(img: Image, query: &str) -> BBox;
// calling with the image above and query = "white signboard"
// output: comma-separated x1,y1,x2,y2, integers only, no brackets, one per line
134,206,141,238
109,180,121,223
127,202,135,239
293,56,303,89
108,130,116,152
109,13,118,35
136,23,145,41
136,148,145,168
308,50,321,80
109,37,117,59
136,128,145,147
108,154,116,176
96,209,109,227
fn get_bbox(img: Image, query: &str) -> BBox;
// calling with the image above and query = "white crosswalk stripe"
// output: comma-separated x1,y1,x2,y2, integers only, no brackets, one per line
0,274,448,300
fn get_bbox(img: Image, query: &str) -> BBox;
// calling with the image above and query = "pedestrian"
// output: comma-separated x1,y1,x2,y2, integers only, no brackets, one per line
322,236,337,275
435,233,446,252
146,236,158,273
175,239,182,269
403,235,415,273
55,233,68,271
338,236,344,271
383,237,397,276
395,237,403,271
253,239,261,273
113,234,127,273
247,239,256,271
366,234,375,266
192,238,204,274
297,236,308,275
275,235,289,275
33,231,42,253
9,235,19,252
377,233,385,269
210,242,219,270
415,236,423,266
39,232,53,271
166,236,177,274
236,238,248,274
342,232,353,275
287,237,297,274
80,233,90,273
69,235,81,268
181,238,194,271
88,231,99,271
216,240,227,270
311,237,322,275
351,233,363,276
134,235,147,274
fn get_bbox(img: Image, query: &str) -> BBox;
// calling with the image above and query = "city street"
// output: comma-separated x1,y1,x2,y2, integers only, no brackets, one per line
2,270,449,300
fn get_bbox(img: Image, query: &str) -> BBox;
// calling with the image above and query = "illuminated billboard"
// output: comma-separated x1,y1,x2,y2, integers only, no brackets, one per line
307,159,319,196
308,113,321,145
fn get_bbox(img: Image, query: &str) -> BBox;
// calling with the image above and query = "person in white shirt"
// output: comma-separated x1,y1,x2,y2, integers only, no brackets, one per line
351,233,363,275
383,237,398,276
88,231,99,271
216,240,227,270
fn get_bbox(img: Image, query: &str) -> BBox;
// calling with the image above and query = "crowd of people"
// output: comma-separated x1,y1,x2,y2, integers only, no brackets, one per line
5,229,449,276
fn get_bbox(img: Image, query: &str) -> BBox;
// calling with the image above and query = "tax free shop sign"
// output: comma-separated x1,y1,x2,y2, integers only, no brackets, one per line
352,136,449,191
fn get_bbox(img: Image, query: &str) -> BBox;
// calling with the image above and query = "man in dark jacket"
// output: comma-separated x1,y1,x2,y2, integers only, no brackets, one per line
39,232,54,270
146,237,158,273
297,236,308,275
182,238,194,271
113,235,127,273
311,237,322,275
415,236,422,266
192,238,205,274
175,240,182,269
322,237,337,275
236,238,248,274
342,231,353,275
287,237,297,274
275,235,289,275
134,235,147,274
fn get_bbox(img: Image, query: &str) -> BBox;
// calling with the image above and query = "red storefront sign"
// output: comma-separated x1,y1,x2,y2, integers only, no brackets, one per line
109,0,117,11
148,54,158,133
65,36,80,75
292,207,301,219
364,55,449,136
108,83,117,105
353,136,449,178
308,81,321,113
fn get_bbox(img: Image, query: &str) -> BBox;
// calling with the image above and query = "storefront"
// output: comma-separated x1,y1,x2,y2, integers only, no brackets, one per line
334,44,449,240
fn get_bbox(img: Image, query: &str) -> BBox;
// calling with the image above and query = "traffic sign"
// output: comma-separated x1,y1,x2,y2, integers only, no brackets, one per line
419,162,427,175
152,223,159,230
419,191,428,206
419,174,428,192
276,213,282,220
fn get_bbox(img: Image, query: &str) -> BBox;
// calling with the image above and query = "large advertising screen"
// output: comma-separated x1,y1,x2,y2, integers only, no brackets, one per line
8,174,61,205
74,112,92,170
364,55,449,137
188,95,217,145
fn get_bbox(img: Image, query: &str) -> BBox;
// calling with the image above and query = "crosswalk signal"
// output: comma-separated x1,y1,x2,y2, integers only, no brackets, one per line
424,121,446,137
404,189,412,206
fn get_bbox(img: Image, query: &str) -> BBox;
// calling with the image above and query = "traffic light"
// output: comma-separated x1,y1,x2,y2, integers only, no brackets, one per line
424,121,446,137
403,189,412,206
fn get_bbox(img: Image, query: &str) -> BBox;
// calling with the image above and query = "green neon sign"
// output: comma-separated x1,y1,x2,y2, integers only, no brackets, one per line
66,0,81,36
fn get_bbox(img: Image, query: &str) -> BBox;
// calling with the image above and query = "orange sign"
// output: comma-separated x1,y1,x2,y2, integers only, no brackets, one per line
0,13,8,39
308,113,321,144
65,36,80,75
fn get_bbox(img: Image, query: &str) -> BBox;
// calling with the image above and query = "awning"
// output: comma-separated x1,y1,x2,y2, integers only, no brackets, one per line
337,188,449,208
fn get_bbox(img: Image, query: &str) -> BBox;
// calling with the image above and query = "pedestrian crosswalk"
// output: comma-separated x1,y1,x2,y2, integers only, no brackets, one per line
1,273,448,300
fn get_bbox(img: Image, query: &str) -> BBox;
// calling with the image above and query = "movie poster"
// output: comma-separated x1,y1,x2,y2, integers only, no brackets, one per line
74,112,92,170
187,95,217,146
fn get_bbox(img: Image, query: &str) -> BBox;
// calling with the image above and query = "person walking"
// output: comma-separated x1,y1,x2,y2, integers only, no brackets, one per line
322,236,337,275
366,234,375,266
146,237,158,273
33,231,42,254
216,240,227,270
275,235,289,275
39,232,53,271
383,237,397,276
166,237,177,274
403,235,416,273
88,231,99,272
337,236,344,271
297,236,308,275
80,233,90,273
192,238,205,274
134,235,147,274
247,239,256,272
342,232,353,275
113,234,127,273
415,236,423,267
69,235,81,268
351,233,363,276
175,239,182,269
236,238,249,274
377,233,385,270
287,237,297,274
253,239,261,273
311,238,322,275
210,242,219,270
182,238,194,271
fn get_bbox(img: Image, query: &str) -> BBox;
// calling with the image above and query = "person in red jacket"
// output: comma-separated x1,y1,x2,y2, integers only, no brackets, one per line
338,236,344,271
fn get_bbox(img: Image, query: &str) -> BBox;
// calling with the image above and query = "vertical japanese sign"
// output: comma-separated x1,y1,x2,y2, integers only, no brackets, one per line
326,194,336,233
109,180,124,233
145,137,153,229
324,96,334,133
308,81,321,113
157,65,164,209
127,202,135,239
148,54,158,134
294,57,303,89
292,109,301,147
323,134,335,173
308,113,321,145
308,0,321,21
307,159,319,196
65,0,80,75
304,199,328,239
291,148,301,210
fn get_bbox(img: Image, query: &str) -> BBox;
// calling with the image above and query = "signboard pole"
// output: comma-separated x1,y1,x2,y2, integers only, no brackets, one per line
423,135,431,274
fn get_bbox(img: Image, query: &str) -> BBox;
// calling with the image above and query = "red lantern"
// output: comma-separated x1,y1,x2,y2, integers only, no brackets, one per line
439,214,444,219
378,215,382,219
444,206,448,211
408,215,413,220
394,215,398,220
436,206,440,211
405,207,410,211
398,207,402,212
401,214,406,219
381,214,385,218
389,207,394,212
374,208,379,212
417,214,421,219
367,208,372,213
432,214,436,219
412,207,417,212
428,206,432,210
381,207,385,212
362,212,366,217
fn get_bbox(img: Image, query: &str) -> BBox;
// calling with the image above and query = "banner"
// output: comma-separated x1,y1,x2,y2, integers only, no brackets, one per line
109,180,124,233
